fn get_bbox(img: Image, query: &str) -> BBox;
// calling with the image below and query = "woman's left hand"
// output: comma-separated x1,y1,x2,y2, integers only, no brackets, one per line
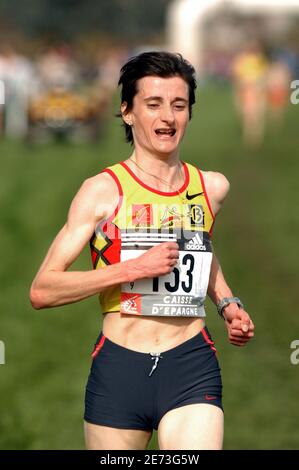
223,305,255,347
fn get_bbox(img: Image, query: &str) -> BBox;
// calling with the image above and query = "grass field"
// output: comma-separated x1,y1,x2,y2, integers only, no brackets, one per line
0,84,298,449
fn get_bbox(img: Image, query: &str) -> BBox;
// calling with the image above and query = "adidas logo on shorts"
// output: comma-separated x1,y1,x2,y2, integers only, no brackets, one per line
184,233,206,251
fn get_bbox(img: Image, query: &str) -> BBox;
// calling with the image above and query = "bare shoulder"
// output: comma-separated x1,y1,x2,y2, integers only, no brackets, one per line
80,170,118,194
68,170,120,227
201,171,230,216
202,171,230,199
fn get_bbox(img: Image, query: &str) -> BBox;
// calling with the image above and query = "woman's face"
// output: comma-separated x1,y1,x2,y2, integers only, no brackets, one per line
122,75,190,157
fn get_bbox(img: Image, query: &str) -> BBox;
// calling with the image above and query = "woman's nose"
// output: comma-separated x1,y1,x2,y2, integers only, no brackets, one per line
160,105,175,123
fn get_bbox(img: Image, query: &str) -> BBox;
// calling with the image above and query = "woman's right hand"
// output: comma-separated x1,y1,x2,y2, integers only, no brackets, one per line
126,242,180,282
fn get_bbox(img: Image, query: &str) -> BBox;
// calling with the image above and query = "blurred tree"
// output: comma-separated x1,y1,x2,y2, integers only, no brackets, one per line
0,0,172,40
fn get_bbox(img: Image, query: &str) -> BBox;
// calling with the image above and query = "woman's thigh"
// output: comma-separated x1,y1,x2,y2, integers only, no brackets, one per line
84,421,152,450
157,403,224,450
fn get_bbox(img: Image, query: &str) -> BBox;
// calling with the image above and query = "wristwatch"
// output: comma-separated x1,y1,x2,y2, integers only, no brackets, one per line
216,297,244,320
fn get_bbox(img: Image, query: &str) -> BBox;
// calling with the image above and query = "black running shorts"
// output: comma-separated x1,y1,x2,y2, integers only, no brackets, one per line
84,326,223,430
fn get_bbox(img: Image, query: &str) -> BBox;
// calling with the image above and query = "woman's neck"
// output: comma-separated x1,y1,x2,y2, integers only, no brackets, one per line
125,150,185,193
128,149,181,182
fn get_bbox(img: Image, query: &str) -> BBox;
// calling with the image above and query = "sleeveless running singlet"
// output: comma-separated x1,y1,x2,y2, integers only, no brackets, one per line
90,161,215,317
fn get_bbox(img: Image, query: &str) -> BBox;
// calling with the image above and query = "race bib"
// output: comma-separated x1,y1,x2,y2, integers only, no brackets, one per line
120,229,213,317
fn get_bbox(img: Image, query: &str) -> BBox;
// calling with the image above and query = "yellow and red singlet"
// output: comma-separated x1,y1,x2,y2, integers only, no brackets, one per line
90,161,215,317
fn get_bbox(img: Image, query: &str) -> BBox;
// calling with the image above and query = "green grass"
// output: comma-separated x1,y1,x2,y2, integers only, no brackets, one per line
0,84,298,449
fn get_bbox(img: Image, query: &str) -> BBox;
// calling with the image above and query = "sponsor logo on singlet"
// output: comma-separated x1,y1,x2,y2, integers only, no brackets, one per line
132,204,153,227
188,204,205,227
184,232,206,251
160,205,184,228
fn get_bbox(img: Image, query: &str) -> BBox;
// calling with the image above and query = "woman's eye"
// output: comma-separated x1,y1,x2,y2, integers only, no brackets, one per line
174,105,186,110
148,104,159,108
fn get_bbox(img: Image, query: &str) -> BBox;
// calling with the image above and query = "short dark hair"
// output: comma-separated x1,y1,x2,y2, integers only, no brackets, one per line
118,51,197,144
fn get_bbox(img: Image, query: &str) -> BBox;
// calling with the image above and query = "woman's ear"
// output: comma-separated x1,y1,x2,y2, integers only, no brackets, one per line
120,102,133,126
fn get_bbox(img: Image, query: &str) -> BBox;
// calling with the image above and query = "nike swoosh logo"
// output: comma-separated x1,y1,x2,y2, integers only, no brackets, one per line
185,190,204,200
205,394,217,401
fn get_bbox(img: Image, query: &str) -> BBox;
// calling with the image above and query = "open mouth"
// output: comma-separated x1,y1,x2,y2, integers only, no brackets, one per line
155,128,176,137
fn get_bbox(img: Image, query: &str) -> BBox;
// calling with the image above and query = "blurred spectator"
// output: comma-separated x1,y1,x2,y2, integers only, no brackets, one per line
96,50,123,92
26,44,126,143
204,49,233,84
271,47,299,78
0,45,34,138
267,57,292,128
232,42,268,148
36,44,79,92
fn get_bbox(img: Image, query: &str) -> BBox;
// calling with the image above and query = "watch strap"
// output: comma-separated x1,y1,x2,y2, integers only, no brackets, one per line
216,297,244,320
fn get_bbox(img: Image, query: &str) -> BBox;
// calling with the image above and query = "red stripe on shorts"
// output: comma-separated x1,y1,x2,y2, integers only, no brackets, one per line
201,328,217,353
91,335,106,359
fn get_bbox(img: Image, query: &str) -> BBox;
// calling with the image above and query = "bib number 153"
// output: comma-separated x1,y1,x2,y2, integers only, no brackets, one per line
152,253,194,293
